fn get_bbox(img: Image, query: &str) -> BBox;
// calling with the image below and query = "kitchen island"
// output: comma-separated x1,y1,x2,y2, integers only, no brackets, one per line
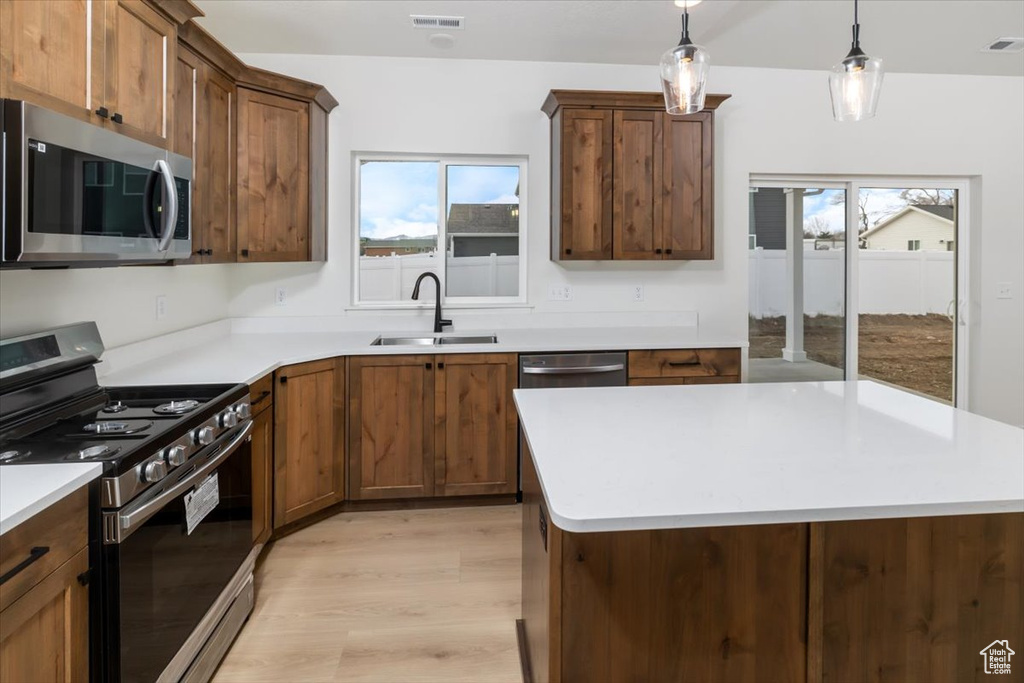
514,381,1024,683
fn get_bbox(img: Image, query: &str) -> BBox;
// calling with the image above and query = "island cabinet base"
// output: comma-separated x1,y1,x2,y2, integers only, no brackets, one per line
520,446,1023,683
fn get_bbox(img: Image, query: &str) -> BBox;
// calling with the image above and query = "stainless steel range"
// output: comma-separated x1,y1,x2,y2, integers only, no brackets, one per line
0,322,255,683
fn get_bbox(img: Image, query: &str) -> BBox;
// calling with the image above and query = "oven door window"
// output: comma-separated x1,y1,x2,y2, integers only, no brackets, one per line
27,139,163,239
114,444,252,682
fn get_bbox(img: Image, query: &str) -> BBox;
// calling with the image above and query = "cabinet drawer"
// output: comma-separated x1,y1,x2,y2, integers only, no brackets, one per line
628,348,740,379
0,487,88,612
249,372,274,416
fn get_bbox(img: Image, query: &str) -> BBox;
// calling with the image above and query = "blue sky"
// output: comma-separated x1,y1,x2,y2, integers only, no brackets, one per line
360,162,519,240
802,187,955,235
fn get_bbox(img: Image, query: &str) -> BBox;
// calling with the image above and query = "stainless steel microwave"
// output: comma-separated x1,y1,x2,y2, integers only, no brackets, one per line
1,99,191,268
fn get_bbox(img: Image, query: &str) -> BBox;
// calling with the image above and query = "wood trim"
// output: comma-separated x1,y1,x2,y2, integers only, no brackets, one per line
147,0,204,25
543,90,731,118
237,65,339,113
176,19,244,81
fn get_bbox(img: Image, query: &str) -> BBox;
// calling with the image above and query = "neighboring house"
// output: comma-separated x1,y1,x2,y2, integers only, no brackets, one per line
859,204,955,251
446,203,520,257
749,187,787,250
362,237,437,256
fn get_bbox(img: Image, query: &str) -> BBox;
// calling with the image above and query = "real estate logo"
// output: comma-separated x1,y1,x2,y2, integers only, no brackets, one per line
980,640,1015,675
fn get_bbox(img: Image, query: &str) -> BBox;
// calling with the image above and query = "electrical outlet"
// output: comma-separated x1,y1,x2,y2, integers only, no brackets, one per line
632,285,644,302
275,287,288,306
155,295,167,321
548,285,573,302
997,282,1013,300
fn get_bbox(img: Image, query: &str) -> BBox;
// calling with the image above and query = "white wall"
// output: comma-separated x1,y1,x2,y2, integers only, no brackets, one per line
0,265,230,348
230,54,1023,425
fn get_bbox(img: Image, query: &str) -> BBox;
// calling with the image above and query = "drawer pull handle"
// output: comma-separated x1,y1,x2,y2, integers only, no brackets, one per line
251,390,272,406
667,360,701,367
0,546,50,585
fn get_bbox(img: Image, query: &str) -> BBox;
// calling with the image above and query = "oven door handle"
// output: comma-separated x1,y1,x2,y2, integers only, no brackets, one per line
108,421,253,544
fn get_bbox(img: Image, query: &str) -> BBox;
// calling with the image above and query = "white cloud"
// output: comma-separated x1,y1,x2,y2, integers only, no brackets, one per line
365,218,438,241
484,194,520,204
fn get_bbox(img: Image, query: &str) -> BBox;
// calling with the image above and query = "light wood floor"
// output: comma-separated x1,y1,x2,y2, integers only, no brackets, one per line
213,505,523,683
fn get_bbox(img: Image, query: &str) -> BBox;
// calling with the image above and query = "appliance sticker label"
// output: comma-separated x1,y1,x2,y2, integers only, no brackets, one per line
28,141,46,153
184,472,219,535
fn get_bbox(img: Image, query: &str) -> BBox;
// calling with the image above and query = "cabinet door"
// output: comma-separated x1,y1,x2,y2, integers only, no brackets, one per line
174,48,202,262
348,356,434,500
0,548,89,683
273,358,344,528
251,405,273,544
0,0,105,123
104,0,176,148
197,65,236,263
662,112,713,260
237,89,310,262
559,109,613,260
435,354,518,497
613,110,663,260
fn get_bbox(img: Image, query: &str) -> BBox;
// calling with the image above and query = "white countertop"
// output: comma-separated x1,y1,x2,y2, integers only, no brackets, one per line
0,463,102,535
514,380,1024,533
100,325,744,386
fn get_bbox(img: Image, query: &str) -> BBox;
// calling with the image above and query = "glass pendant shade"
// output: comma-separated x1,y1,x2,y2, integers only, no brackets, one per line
828,53,884,122
661,42,710,115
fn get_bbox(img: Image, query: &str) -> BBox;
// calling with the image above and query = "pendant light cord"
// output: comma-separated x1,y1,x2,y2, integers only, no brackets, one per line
851,0,861,48
679,2,692,46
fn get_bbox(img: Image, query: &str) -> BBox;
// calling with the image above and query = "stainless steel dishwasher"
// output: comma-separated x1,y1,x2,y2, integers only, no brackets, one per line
519,352,628,389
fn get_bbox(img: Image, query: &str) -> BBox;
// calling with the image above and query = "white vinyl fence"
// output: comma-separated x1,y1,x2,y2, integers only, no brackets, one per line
749,248,955,318
360,252,519,301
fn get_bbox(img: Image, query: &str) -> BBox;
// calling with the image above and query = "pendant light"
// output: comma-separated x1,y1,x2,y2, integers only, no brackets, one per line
660,0,710,115
828,0,884,122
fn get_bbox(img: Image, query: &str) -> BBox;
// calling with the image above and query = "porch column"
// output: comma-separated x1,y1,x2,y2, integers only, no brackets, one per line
783,188,807,362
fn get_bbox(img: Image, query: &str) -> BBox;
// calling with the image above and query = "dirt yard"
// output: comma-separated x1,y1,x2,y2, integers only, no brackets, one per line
749,314,954,402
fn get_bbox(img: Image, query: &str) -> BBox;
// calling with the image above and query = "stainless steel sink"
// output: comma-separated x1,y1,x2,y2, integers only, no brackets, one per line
370,335,498,347
437,335,499,345
370,336,436,346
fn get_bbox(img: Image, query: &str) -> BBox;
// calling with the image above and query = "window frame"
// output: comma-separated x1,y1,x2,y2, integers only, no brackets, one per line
352,152,528,308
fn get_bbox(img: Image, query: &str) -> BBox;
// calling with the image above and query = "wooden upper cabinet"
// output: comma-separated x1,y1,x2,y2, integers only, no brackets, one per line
543,90,728,262
273,358,345,528
348,356,435,501
0,0,176,147
0,0,104,121
556,109,613,260
435,354,518,497
236,88,314,262
104,0,176,147
613,110,663,260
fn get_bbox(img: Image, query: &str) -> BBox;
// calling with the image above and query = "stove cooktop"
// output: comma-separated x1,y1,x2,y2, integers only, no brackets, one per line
0,383,246,473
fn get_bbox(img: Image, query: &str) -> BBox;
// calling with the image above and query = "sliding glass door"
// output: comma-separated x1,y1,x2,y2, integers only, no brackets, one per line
749,177,969,407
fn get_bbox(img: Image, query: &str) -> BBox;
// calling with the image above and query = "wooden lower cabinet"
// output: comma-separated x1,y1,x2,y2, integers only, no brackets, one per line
435,354,518,497
0,549,90,683
348,353,519,501
348,355,435,500
273,358,345,527
521,441,1024,683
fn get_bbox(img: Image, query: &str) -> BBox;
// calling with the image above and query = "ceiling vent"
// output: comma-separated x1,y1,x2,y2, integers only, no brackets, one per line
411,15,464,30
982,37,1024,53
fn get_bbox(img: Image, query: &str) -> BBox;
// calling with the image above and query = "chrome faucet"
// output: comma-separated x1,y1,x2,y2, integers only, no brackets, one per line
411,272,452,334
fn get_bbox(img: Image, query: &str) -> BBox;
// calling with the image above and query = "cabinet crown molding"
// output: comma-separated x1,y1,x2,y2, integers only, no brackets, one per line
542,89,731,118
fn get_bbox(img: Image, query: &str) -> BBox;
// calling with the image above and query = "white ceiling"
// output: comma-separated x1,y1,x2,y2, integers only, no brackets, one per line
194,0,1024,77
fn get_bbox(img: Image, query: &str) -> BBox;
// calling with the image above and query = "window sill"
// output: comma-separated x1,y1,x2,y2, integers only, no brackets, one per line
346,302,534,312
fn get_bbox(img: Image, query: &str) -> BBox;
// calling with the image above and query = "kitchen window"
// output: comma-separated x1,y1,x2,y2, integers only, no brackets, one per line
354,154,527,306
